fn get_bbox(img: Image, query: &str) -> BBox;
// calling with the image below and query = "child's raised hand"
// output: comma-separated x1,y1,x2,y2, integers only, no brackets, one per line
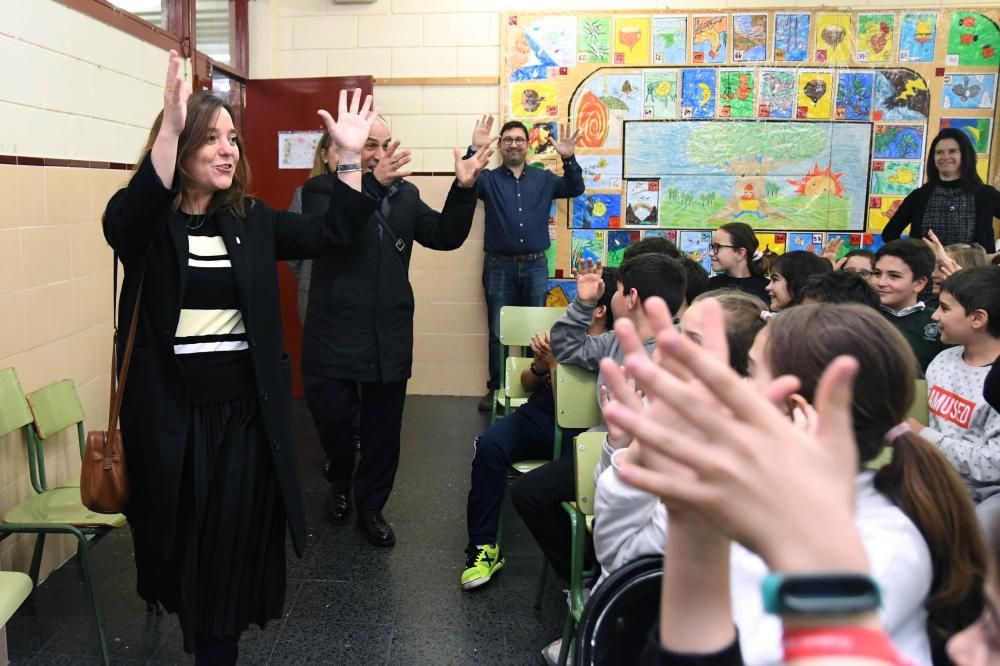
602,297,866,572
575,258,605,305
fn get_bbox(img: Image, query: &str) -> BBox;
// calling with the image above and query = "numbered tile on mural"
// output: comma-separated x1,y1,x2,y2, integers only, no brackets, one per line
941,73,997,110
758,69,796,118
607,230,642,267
787,232,826,254
577,16,612,64
872,124,925,160
868,195,905,232
732,13,768,62
577,154,623,190
625,180,661,226
898,13,937,63
814,13,852,63
856,13,895,63
680,230,714,273
571,230,607,268
719,70,756,118
643,70,679,118
692,15,729,64
774,13,811,62
946,12,1000,67
871,160,923,196
572,193,622,229
872,69,930,121
835,71,874,121
681,68,717,119
940,117,993,153
651,15,687,65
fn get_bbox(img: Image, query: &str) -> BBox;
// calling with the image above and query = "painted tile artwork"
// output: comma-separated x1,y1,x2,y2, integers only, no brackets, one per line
774,13,810,62
692,15,729,65
651,16,687,65
624,121,871,231
898,13,937,63
732,14,768,63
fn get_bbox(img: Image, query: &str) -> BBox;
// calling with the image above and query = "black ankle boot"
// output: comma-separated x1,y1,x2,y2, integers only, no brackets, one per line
357,510,395,547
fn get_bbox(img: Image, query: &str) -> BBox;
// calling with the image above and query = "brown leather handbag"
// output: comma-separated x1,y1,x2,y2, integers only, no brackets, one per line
81,258,143,514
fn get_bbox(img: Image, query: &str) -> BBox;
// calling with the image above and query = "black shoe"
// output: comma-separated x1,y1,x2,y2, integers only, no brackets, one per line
325,485,352,524
357,510,395,547
478,391,494,412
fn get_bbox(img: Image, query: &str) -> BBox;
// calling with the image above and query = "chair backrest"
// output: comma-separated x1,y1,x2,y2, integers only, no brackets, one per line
499,306,566,348
908,378,929,426
504,357,535,399
573,432,605,516
27,379,86,440
574,555,662,665
555,363,602,430
0,368,33,438
25,379,87,493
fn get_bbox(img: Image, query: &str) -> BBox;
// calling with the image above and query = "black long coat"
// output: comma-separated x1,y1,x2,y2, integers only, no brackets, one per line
300,173,477,383
102,155,376,558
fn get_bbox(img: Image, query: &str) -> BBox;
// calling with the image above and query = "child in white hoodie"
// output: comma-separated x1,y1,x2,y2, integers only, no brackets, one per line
594,302,987,665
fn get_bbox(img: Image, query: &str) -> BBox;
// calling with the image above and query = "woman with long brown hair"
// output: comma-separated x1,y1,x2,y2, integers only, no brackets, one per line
102,51,492,663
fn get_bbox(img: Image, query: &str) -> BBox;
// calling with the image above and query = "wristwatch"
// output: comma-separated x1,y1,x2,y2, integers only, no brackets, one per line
762,573,881,616
337,163,362,173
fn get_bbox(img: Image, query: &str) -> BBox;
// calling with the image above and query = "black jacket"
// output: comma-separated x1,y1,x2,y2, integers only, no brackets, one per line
102,155,376,558
300,173,477,383
881,182,1000,249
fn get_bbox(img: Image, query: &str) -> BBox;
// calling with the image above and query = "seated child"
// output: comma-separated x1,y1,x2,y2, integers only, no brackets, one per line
873,239,946,373
510,253,686,586
915,266,1000,528
765,251,832,312
461,269,617,590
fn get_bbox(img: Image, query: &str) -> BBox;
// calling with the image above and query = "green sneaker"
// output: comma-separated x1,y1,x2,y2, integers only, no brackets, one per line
461,544,505,590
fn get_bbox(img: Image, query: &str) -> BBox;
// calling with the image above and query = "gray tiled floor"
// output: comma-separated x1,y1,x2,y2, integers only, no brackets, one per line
7,397,566,664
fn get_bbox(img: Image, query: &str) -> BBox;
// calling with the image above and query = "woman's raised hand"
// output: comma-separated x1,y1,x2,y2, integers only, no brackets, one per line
317,89,378,159
162,50,191,138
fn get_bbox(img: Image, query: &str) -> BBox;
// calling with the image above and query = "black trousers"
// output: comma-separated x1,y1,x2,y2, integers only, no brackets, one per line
303,374,408,512
510,454,595,582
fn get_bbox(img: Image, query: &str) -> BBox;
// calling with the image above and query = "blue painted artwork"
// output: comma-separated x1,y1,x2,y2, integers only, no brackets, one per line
651,16,687,65
732,14,767,62
510,16,576,81
681,69,717,119
873,124,925,159
571,193,622,229
787,232,825,253
546,280,578,307
898,13,937,63
942,74,997,110
680,231,713,273
872,70,929,120
571,230,607,268
835,72,874,120
774,13,810,62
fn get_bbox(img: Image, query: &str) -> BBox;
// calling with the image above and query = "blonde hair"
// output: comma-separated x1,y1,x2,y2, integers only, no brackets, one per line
310,132,337,178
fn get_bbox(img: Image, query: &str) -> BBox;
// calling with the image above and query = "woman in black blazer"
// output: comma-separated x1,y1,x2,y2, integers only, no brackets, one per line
882,128,1000,252
100,51,411,664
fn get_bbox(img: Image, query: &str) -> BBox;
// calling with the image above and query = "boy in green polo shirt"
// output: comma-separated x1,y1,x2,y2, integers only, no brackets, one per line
873,239,947,374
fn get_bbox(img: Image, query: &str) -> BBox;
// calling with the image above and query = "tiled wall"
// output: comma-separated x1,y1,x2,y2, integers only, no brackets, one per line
0,0,168,578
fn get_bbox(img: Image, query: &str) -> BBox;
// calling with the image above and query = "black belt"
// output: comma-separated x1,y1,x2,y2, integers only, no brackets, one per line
488,251,546,262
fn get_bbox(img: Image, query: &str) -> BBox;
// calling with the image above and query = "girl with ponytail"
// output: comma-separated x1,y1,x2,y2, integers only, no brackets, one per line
707,222,770,304
762,304,987,662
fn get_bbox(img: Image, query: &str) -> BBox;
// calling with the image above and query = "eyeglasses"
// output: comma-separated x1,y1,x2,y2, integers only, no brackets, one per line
844,268,874,279
709,243,736,254
500,136,527,146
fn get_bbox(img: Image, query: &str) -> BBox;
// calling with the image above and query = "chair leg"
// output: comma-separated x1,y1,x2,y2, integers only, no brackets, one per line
557,609,577,666
74,532,110,666
28,533,46,587
533,558,548,609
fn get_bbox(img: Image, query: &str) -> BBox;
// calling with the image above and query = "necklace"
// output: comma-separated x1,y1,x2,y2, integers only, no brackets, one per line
185,213,207,230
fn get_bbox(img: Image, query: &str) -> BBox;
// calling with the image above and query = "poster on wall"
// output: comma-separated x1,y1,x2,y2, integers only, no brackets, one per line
278,131,324,169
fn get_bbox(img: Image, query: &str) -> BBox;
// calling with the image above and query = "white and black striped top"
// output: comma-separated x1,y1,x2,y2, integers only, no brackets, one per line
176,213,255,403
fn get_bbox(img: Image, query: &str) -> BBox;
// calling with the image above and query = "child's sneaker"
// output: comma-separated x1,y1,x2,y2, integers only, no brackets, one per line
460,544,505,590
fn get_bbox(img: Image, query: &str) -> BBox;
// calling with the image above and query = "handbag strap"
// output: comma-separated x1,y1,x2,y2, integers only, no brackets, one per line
107,255,144,431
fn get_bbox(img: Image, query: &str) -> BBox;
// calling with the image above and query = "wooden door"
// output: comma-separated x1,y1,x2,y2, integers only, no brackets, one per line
242,75,374,397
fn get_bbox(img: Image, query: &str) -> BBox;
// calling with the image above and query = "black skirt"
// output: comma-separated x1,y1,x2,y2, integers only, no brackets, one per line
134,396,287,653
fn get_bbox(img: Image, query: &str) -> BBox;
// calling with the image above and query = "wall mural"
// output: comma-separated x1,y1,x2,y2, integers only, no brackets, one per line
501,9,1000,277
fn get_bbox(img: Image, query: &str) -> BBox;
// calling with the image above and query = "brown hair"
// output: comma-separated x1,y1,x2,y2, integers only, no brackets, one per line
945,243,989,270
717,222,767,277
693,289,767,376
176,92,252,217
766,304,987,646
310,131,336,178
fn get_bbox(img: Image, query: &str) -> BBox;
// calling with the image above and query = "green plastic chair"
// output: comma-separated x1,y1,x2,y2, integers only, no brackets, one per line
0,570,31,627
555,431,604,666
491,305,566,424
530,363,602,610
0,369,127,665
